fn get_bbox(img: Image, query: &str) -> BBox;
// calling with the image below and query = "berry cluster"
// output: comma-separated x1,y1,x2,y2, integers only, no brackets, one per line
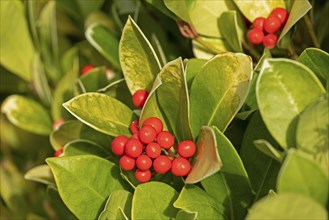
247,8,289,49
111,116,196,183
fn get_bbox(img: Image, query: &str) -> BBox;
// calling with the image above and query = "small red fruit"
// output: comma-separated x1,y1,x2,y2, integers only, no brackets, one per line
263,34,278,49
247,28,264,45
171,157,191,177
177,140,196,158
264,16,281,34
156,131,175,150
270,8,289,25
131,133,141,141
111,135,128,156
132,90,149,108
145,142,162,159
142,117,163,134
136,155,153,170
139,125,157,144
119,155,135,171
135,169,152,183
54,149,63,157
125,139,143,158
153,155,171,174
253,17,266,31
130,119,140,134
82,64,94,75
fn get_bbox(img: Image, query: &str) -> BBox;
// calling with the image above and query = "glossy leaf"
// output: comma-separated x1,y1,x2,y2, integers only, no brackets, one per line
174,185,226,219
46,155,129,219
256,58,325,149
85,24,120,69
63,140,110,157
145,0,176,19
98,190,132,220
157,57,193,142
201,126,254,220
254,139,284,162
1,95,52,135
185,126,222,184
277,150,329,206
298,48,329,90
119,17,161,94
190,53,253,137
185,58,207,90
50,120,83,150
163,0,191,22
0,0,35,81
63,93,135,137
24,165,55,186
246,193,327,219
80,66,109,92
175,210,197,220
132,182,179,219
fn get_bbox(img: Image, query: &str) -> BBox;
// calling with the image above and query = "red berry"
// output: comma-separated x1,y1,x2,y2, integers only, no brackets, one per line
153,155,171,174
263,34,278,49
131,133,141,141
253,17,266,31
270,8,289,25
132,90,149,108
54,149,63,157
177,140,196,158
111,135,128,156
135,169,152,183
171,157,191,177
139,125,157,144
264,16,281,34
125,139,143,158
82,64,94,75
136,155,153,170
156,131,175,150
119,155,135,171
145,142,162,159
247,28,264,45
53,118,65,130
130,119,140,134
142,117,163,134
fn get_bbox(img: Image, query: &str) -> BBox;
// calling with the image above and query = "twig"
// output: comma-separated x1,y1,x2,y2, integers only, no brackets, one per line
242,41,261,62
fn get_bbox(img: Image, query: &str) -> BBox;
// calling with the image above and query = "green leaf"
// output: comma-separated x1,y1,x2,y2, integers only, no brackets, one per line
63,93,136,137
0,0,35,81
185,58,207,91
201,126,254,220
24,165,55,186
240,112,281,201
298,48,329,91
46,155,130,219
145,0,176,19
63,140,110,157
190,53,253,137
233,0,285,22
1,95,52,135
256,58,325,149
50,120,83,150
175,210,197,220
163,0,191,22
185,126,222,184
132,182,179,219
277,150,329,206
246,192,327,219
157,57,193,142
98,190,132,220
174,185,226,219
254,139,284,162
75,0,104,19
80,66,110,92
86,24,120,69
119,16,161,94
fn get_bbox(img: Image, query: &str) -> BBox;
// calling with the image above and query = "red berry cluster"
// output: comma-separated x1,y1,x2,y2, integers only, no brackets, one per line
247,8,289,49
111,117,196,183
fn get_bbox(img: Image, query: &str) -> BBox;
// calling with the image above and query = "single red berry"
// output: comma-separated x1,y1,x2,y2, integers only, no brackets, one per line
264,16,281,34
270,7,289,25
156,131,175,150
119,155,135,171
130,119,140,134
247,28,264,45
131,133,141,141
153,155,172,174
171,157,191,177
132,90,149,108
54,149,63,157
135,169,152,183
139,125,157,144
136,155,153,170
177,140,196,158
142,117,163,134
82,64,94,75
263,34,278,49
53,118,65,130
253,17,266,31
145,142,162,159
125,139,143,158
111,135,128,156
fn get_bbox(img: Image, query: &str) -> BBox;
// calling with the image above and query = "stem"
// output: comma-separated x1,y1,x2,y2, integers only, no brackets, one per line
303,14,320,48
242,41,261,62
287,43,298,60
